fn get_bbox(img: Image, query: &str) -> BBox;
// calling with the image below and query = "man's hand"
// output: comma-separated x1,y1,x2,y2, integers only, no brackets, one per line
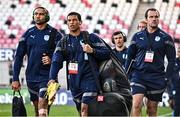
11,81,21,91
42,53,51,65
82,44,93,53
46,80,61,105
48,80,56,86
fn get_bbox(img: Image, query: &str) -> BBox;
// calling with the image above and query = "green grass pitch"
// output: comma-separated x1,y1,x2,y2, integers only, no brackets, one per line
0,104,172,116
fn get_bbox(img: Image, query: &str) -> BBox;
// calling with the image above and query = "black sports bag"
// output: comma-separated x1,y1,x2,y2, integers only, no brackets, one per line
82,31,132,116
12,91,27,117
88,92,131,116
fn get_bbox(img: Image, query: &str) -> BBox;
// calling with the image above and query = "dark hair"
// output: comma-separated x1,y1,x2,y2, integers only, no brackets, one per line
67,12,82,22
145,8,160,19
111,31,127,44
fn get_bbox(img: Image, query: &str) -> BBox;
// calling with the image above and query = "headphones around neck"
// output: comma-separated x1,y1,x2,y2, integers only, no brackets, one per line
32,7,50,22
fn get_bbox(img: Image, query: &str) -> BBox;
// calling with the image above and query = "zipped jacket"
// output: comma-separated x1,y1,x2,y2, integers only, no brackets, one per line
125,28,175,81
49,32,110,89
13,25,62,82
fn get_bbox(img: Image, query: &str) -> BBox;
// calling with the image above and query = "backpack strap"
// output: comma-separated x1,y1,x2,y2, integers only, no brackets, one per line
82,31,102,94
48,28,57,51
60,35,68,59
60,35,70,90
82,31,90,44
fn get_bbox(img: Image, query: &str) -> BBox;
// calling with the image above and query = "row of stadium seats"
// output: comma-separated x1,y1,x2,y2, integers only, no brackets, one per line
155,0,180,40
0,0,138,48
0,0,180,49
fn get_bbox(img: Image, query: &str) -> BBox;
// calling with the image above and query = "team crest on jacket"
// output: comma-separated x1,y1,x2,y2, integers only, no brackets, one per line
155,36,160,41
44,35,50,41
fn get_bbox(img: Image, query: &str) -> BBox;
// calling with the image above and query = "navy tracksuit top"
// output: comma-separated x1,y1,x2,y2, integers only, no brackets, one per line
113,47,128,67
125,28,176,81
170,58,180,95
13,25,62,82
49,32,110,90
173,58,180,80
172,58,180,115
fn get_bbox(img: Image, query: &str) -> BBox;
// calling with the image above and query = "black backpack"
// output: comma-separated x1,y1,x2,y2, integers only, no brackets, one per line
12,91,27,117
60,31,132,116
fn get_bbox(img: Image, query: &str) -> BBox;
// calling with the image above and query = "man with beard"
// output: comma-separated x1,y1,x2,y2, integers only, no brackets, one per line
111,31,128,67
11,7,62,117
125,8,176,116
48,12,110,117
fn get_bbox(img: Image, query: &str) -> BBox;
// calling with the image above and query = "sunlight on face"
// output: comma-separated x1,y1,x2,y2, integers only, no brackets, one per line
147,10,159,29
67,15,81,32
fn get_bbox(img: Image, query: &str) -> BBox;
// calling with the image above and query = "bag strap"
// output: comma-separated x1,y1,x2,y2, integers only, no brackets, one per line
60,35,68,59
13,90,23,98
82,31,102,94
82,31,91,45
60,35,70,90
48,28,57,51
126,59,135,74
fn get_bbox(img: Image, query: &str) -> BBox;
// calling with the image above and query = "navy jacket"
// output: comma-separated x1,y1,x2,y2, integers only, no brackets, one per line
113,47,128,67
13,25,62,82
166,57,180,116
125,28,175,81
168,58,180,98
173,58,180,80
49,32,110,90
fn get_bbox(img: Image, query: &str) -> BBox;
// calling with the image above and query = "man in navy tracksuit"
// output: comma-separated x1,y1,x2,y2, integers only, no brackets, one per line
11,7,62,116
111,31,128,67
48,12,110,117
169,47,180,116
125,8,176,116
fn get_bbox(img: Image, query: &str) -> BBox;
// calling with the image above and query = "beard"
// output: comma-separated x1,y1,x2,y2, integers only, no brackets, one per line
34,18,47,25
149,22,158,29
150,25,158,29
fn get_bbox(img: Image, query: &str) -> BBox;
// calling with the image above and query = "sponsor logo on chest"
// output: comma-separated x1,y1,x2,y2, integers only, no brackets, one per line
155,36,161,41
44,35,50,41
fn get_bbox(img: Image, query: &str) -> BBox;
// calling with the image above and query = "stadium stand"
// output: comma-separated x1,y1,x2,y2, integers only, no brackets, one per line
154,0,180,46
0,0,179,49
0,0,139,49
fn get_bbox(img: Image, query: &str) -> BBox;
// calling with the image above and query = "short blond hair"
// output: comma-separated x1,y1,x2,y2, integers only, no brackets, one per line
139,20,147,25
137,19,147,30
